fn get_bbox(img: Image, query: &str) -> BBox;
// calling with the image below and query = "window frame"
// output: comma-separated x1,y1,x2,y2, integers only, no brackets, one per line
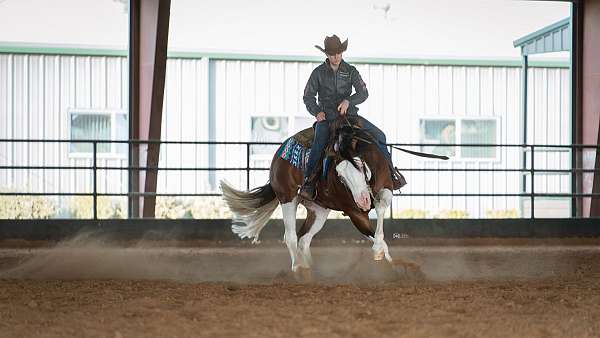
418,116,502,162
68,108,128,159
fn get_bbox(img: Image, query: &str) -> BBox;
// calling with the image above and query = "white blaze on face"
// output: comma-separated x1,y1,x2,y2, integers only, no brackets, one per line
336,157,372,211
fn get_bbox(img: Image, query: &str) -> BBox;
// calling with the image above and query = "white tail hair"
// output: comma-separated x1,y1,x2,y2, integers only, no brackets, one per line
220,180,279,243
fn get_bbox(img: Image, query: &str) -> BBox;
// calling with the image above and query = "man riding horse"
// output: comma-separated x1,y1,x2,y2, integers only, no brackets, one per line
220,35,424,276
299,34,404,200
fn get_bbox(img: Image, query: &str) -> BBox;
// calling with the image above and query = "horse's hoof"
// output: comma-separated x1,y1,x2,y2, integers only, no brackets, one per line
300,254,313,267
373,251,385,261
293,266,313,283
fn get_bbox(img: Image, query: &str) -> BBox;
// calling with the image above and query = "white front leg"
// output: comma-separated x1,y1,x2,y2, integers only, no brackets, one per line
281,198,300,271
298,203,330,268
373,188,393,262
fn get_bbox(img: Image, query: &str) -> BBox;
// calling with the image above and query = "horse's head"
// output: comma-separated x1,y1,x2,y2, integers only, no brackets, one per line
330,120,375,211
335,157,372,211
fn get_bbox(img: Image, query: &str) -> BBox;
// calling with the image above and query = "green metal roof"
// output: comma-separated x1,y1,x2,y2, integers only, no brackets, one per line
513,17,570,55
0,42,569,68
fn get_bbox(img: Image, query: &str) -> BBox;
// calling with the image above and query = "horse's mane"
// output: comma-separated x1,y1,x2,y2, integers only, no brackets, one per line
330,116,375,172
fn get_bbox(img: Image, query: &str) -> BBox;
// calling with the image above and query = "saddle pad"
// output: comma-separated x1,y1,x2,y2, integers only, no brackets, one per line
292,126,315,148
276,137,332,181
276,137,312,170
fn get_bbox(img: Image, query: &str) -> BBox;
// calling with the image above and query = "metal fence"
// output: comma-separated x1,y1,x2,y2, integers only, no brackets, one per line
1,139,598,220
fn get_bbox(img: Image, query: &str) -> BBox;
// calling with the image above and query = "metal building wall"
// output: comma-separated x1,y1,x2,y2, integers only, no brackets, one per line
0,52,570,218
158,58,210,195
0,54,129,214
204,60,570,217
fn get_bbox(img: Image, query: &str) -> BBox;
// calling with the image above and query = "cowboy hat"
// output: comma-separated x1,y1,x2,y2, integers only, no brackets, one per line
315,35,348,55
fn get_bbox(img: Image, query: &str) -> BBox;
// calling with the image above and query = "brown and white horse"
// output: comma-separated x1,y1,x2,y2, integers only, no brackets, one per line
220,121,396,272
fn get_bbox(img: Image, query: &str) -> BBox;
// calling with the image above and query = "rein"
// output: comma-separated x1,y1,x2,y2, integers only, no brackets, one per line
342,115,373,145
342,115,447,160
390,146,449,160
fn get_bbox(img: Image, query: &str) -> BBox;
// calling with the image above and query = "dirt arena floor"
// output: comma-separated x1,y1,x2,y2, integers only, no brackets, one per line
1,236,600,338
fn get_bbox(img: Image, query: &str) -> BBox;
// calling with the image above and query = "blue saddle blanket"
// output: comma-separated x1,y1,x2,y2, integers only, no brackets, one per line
276,137,330,178
276,137,311,170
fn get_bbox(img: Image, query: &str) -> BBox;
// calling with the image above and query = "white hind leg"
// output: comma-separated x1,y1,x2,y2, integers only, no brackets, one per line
373,189,393,262
281,197,300,271
298,203,330,268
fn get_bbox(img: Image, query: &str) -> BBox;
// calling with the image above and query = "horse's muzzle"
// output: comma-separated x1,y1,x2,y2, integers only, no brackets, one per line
356,191,371,211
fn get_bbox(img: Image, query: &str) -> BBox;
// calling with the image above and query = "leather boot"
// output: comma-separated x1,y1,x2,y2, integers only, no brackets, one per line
391,166,407,190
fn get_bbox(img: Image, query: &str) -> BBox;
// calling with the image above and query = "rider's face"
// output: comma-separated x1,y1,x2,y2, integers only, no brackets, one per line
327,52,342,66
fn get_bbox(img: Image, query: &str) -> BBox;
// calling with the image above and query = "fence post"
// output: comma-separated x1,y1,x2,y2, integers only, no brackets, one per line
530,145,535,219
93,141,98,220
571,144,577,217
389,144,394,220
246,143,250,190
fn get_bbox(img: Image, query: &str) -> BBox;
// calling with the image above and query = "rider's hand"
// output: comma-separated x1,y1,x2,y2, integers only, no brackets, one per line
316,112,326,121
337,99,350,115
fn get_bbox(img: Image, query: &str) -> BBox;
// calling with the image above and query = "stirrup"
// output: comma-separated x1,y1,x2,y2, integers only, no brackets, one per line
391,166,407,190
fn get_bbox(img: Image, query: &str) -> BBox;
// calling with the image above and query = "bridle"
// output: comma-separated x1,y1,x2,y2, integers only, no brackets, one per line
335,155,375,210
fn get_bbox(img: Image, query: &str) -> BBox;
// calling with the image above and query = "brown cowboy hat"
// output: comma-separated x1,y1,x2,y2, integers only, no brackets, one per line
315,35,348,55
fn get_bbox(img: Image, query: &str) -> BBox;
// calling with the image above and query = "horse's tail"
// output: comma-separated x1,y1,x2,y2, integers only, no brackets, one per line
219,180,278,243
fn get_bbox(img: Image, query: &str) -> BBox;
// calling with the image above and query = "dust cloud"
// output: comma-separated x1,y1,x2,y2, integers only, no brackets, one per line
0,232,595,283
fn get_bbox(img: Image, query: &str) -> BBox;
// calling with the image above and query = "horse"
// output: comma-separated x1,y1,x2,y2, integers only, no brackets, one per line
220,117,400,274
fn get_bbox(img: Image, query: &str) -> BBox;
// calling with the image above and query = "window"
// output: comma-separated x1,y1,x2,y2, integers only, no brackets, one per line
420,119,456,157
69,110,128,156
461,119,497,158
250,116,289,159
420,117,499,160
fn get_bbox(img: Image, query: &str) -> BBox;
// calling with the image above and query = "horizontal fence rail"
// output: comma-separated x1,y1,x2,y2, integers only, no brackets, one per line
0,139,598,220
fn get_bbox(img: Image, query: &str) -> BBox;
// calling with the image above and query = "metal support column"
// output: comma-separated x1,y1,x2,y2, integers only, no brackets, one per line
571,1,583,217
128,0,171,218
521,54,529,214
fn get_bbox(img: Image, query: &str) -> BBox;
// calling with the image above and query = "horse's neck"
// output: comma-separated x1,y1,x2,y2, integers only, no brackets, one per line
330,117,360,131
361,143,384,164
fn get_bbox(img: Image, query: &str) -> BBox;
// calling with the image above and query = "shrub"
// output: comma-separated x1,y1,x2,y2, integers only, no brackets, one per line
69,196,125,219
0,195,57,219
155,196,187,219
486,209,519,218
435,209,469,219
394,209,428,219
188,197,233,219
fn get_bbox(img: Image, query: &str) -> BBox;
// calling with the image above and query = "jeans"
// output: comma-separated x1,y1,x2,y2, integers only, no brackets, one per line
303,116,393,181
304,120,330,180
356,116,392,163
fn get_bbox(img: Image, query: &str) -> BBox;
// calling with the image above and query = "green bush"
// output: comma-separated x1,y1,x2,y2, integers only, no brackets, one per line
0,195,57,219
188,197,232,219
394,209,429,219
69,196,125,219
434,209,469,219
486,209,519,218
155,196,188,219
